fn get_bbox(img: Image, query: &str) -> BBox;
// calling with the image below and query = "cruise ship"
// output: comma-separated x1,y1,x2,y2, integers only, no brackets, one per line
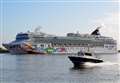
2,27,117,54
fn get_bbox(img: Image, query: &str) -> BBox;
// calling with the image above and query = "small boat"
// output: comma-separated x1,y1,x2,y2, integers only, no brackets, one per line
68,51,103,68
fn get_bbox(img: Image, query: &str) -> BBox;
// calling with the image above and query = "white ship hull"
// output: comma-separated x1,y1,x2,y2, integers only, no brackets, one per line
3,43,117,54
33,46,117,54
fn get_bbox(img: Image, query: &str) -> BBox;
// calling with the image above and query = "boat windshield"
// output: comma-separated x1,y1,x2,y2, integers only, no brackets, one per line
78,51,84,56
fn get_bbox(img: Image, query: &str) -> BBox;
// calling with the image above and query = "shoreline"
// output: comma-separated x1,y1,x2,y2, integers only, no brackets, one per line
0,47,9,53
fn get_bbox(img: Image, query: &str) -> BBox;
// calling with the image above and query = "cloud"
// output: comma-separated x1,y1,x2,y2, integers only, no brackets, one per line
91,12,120,49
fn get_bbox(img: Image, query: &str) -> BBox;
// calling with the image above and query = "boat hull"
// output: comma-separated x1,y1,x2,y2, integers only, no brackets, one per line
2,42,117,54
2,43,46,54
68,56,103,68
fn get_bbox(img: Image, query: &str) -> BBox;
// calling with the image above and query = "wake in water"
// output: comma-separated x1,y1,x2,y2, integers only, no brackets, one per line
70,61,120,70
84,61,120,68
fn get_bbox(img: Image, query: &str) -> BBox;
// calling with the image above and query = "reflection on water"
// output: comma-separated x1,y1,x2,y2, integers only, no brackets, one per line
0,53,120,83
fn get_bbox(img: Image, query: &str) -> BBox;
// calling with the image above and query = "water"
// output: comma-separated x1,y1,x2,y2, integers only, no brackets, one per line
0,53,120,83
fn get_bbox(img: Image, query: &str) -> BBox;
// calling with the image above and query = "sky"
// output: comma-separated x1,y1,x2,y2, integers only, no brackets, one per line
0,0,120,49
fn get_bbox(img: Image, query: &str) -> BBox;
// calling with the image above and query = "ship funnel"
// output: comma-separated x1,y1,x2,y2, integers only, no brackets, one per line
34,26,42,33
91,26,101,35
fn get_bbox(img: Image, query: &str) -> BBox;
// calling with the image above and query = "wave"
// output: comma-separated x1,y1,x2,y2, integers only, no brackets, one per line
84,61,120,67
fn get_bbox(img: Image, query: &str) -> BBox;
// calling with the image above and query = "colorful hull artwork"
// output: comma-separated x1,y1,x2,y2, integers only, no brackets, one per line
37,47,66,54
21,44,67,54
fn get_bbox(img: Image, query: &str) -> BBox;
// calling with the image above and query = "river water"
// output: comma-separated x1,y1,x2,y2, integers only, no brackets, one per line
0,53,120,83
